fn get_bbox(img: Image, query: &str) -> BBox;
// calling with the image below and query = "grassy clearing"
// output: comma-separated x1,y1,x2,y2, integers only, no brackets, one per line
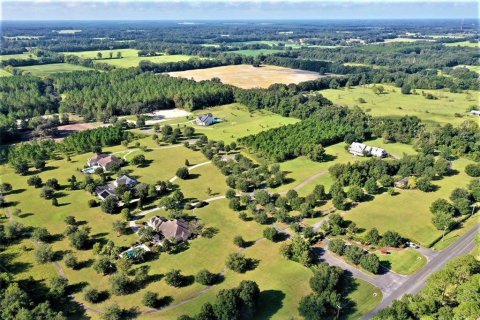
344,278,382,320
445,41,480,48
168,64,321,89
230,49,283,56
0,69,12,77
63,49,194,68
455,65,480,74
0,52,37,61
15,63,93,76
161,103,299,144
376,248,427,275
321,84,479,126
344,158,475,247
343,62,386,69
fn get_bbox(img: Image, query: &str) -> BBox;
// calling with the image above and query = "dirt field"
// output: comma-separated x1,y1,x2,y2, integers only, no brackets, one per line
55,122,105,139
167,64,321,89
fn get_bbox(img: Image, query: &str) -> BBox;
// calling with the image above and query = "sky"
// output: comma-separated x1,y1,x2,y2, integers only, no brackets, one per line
2,0,479,21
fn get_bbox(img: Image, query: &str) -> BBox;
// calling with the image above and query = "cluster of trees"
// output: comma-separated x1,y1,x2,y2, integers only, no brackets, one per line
152,124,196,145
374,254,480,320
370,115,424,144
415,120,480,161
179,280,260,320
139,57,228,73
239,106,370,162
60,125,132,154
329,239,381,274
7,139,56,173
430,184,477,231
53,69,234,121
298,263,349,320
234,85,333,119
280,236,316,267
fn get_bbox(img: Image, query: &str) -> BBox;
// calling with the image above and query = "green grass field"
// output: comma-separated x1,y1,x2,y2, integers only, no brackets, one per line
445,41,480,48
321,84,479,126
230,49,283,57
161,103,299,144
0,69,12,77
343,158,475,247
63,49,195,68
0,52,37,61
376,248,427,275
15,63,93,76
455,65,480,74
344,278,383,320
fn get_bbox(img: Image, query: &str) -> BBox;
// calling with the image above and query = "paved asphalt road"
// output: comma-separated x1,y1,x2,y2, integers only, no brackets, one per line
315,223,479,319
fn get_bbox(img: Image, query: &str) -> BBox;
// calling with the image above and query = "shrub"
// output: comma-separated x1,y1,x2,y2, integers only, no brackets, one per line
263,227,279,242
165,269,185,287
102,303,123,320
226,253,250,273
88,199,98,207
233,235,246,248
40,186,55,199
195,269,217,286
130,154,147,166
84,287,106,304
35,243,54,264
27,175,42,188
176,167,189,179
101,195,118,214
64,252,78,269
31,227,51,242
465,164,480,177
142,291,158,308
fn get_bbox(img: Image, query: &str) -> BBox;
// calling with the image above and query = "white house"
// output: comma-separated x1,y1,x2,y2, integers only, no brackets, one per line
348,142,388,158
470,110,480,116
95,175,138,200
195,113,216,126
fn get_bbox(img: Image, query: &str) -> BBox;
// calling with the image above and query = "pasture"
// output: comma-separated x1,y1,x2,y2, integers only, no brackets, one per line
161,103,300,144
168,64,321,89
0,52,37,61
64,49,194,68
320,84,479,126
230,49,283,56
15,63,93,76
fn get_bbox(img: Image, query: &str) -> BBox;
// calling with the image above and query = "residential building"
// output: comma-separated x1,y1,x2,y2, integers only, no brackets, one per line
470,110,480,116
87,153,122,171
146,216,191,242
96,175,137,200
348,142,388,158
195,113,216,126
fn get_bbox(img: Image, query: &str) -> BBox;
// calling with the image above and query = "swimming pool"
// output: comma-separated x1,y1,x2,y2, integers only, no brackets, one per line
82,166,101,174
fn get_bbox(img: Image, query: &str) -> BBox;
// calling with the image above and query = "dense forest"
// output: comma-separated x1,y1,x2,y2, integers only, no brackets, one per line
239,106,370,161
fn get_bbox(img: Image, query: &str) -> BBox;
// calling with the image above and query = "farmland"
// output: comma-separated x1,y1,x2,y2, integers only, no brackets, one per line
168,64,321,89
445,40,480,48
64,49,194,68
321,84,479,126
15,63,93,76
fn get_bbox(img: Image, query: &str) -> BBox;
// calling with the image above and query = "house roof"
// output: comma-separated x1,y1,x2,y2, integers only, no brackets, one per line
197,113,214,123
116,175,137,186
89,154,122,167
149,218,191,241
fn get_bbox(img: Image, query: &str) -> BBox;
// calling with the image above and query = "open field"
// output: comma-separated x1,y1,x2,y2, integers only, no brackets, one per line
343,62,386,69
445,40,480,48
343,158,475,247
432,213,479,250
321,84,479,126
455,65,480,73
16,63,93,76
160,103,300,144
0,69,12,76
168,64,321,89
376,248,427,275
0,52,37,61
64,49,195,68
230,49,283,56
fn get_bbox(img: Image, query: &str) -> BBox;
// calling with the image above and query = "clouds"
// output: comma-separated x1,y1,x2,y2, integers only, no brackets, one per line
2,1,478,20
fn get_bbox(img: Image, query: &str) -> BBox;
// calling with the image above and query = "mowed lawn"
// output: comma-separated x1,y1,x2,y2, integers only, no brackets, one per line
0,52,37,61
344,278,382,320
343,158,476,247
16,63,93,76
162,103,299,144
376,248,427,275
63,49,194,68
321,85,479,126
168,64,321,89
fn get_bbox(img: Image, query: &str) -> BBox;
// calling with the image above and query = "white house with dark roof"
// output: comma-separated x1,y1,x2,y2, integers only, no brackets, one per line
96,175,138,200
195,113,215,126
349,142,388,158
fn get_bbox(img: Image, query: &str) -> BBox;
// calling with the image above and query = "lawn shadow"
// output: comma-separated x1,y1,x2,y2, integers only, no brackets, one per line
68,281,89,294
19,213,34,219
187,173,201,180
9,188,26,195
76,258,94,270
157,296,174,308
255,290,286,319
